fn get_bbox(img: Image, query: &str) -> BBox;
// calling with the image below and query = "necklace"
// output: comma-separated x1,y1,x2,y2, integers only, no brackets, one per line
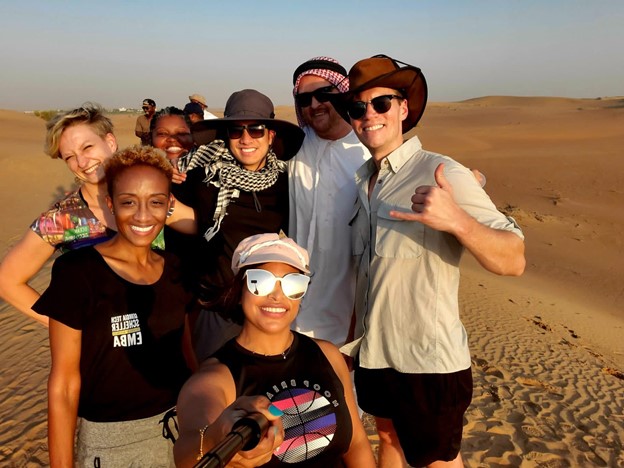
246,334,294,360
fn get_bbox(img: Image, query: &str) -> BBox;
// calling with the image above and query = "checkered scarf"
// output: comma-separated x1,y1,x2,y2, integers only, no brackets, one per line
187,141,287,242
292,56,350,127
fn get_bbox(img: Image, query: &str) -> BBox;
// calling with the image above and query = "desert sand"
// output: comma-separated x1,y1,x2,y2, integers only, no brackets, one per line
0,97,623,467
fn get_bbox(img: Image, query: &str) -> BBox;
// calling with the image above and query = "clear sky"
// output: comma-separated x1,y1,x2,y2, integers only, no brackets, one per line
1,0,622,110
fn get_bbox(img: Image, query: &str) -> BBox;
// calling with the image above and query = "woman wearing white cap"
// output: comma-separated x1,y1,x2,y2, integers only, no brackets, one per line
174,233,375,467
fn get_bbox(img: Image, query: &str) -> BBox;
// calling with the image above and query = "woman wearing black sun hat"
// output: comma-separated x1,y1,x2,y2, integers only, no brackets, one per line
171,89,305,362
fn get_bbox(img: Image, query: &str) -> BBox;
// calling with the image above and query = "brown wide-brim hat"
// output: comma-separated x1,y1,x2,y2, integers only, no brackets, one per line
336,54,428,134
191,89,304,160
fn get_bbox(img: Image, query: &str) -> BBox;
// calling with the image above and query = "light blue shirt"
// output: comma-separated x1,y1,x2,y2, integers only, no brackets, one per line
341,136,524,373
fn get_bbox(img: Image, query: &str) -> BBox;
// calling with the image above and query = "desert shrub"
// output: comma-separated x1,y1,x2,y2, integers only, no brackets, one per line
34,110,59,121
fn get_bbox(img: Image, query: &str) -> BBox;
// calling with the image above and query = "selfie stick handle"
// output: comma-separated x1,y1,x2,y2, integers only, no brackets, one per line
194,412,270,468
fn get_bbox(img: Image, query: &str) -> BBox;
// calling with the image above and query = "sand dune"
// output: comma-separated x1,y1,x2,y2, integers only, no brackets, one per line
1,97,623,467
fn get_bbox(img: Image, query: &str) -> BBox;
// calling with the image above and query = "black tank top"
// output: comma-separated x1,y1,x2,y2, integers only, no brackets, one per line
213,332,352,467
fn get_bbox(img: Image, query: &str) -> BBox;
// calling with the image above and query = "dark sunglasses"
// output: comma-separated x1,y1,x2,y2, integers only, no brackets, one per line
142,106,150,110
295,85,337,108
347,95,403,120
227,124,267,140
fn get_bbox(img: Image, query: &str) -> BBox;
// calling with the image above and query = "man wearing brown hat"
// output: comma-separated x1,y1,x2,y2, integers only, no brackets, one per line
135,98,156,145
340,55,526,467
289,56,371,347
189,93,218,120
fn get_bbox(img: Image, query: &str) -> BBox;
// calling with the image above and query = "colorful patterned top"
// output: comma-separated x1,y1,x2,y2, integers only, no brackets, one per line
30,189,164,252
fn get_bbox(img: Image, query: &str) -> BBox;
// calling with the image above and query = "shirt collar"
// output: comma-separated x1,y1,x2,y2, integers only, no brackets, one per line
384,136,423,173
355,135,423,183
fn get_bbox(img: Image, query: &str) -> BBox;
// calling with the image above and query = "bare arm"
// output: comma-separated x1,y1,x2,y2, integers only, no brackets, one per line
174,361,283,468
0,230,56,325
165,197,197,235
390,163,525,276
316,340,376,468
48,319,82,467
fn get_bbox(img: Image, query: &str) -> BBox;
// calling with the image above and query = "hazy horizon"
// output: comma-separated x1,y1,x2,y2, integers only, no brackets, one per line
1,0,622,111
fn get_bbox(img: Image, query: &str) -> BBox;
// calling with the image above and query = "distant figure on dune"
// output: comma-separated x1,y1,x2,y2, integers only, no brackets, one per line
188,93,218,120
183,101,204,124
338,55,526,468
34,146,195,467
135,98,156,145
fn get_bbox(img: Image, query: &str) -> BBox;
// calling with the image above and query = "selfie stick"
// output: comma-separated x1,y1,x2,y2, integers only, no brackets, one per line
194,412,270,468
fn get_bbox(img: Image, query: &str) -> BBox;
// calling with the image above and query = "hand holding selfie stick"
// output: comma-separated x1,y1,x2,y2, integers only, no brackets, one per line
194,412,270,468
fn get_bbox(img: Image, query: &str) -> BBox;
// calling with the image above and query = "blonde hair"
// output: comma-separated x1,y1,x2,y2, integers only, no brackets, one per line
44,103,114,159
104,145,173,197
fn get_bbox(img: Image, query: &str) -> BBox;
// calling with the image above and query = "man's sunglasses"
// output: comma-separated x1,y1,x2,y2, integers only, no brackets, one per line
244,269,310,300
227,124,267,140
295,86,337,108
347,95,403,120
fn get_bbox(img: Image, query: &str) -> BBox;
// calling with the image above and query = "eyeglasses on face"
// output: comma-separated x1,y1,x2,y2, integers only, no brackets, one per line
295,85,337,108
243,268,310,300
347,94,403,120
227,124,267,140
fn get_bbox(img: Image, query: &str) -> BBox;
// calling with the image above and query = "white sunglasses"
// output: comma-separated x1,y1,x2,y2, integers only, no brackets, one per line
244,269,310,300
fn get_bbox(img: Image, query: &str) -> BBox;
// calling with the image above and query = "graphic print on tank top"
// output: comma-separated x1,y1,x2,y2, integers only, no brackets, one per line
266,380,340,463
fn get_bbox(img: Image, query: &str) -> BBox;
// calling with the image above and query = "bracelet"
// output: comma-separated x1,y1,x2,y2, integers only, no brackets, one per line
197,424,210,461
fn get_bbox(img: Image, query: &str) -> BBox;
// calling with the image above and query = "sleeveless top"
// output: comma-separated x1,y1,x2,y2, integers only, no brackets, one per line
213,332,352,467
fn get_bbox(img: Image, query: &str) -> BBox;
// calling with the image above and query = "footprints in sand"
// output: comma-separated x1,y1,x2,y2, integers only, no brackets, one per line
515,377,563,398
529,315,581,341
603,367,624,380
529,315,552,332
526,315,624,382
499,203,549,223
462,300,624,466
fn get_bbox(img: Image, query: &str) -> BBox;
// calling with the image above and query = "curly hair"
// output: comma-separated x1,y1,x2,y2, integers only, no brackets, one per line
149,106,192,143
104,145,173,197
44,103,114,159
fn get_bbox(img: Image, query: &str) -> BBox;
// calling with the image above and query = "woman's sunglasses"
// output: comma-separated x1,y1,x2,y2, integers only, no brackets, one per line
227,124,266,140
347,95,403,120
244,269,310,300
294,86,336,108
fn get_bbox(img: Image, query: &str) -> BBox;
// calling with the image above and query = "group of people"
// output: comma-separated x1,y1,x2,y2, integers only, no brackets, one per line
0,54,525,467
135,94,218,146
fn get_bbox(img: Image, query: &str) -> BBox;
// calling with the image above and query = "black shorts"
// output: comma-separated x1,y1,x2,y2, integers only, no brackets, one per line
355,363,473,466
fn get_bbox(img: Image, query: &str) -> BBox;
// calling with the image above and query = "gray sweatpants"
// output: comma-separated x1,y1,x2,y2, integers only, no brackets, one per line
76,408,176,467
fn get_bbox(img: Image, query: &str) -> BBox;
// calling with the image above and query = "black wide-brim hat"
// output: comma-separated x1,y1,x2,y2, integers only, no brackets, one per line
191,89,304,160
335,54,428,134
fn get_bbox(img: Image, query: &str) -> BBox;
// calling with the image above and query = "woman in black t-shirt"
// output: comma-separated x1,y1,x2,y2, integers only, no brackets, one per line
174,233,375,468
34,146,196,467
